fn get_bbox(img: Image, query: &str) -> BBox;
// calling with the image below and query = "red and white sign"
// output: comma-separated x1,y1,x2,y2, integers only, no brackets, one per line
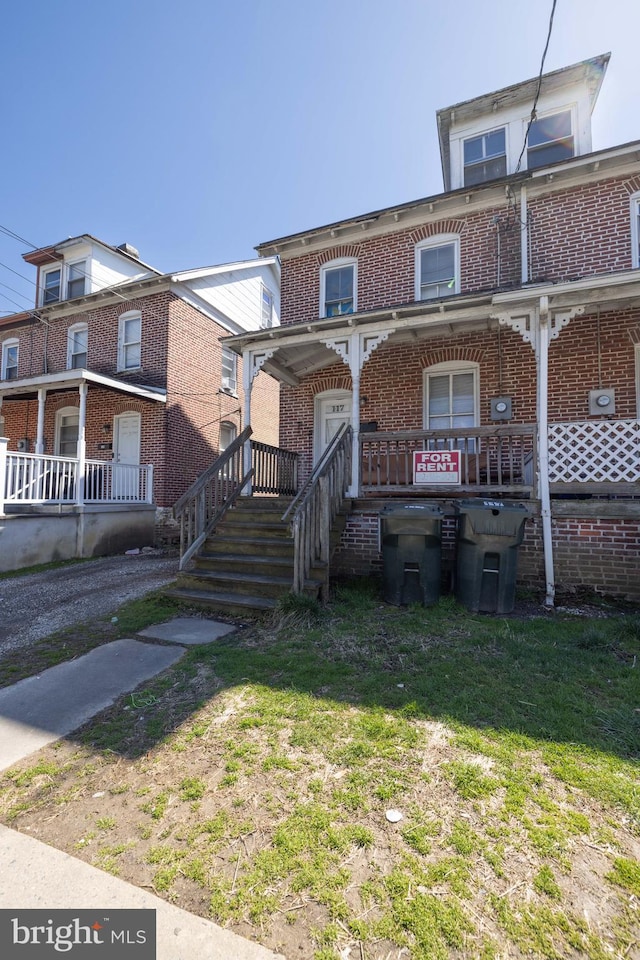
413,450,461,485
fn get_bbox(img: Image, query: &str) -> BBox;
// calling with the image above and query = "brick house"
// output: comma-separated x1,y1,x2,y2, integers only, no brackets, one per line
224,53,640,605
0,235,280,569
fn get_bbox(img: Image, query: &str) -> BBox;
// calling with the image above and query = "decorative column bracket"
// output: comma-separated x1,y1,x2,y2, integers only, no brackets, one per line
249,348,277,384
491,305,585,352
321,329,395,377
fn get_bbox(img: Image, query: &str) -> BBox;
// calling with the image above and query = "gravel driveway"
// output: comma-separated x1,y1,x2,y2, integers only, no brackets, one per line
0,553,179,657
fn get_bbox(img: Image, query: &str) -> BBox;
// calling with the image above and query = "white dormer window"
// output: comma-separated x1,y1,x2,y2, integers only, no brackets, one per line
118,311,141,371
261,285,274,328
67,323,88,369
527,109,574,170
415,237,460,301
320,259,357,317
221,347,237,393
2,339,19,380
42,268,61,305
463,128,506,186
67,261,86,300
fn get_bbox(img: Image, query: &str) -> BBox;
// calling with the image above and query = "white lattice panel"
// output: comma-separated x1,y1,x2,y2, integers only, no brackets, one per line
548,419,640,482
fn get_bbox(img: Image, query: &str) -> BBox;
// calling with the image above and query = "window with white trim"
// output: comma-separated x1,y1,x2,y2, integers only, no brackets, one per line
423,361,479,436
463,127,506,186
1,338,19,380
320,259,357,317
55,406,79,457
42,268,61,305
415,236,460,301
527,109,574,170
219,421,237,452
66,261,86,299
261,285,274,328
117,310,141,371
221,347,237,393
67,323,88,370
631,193,640,269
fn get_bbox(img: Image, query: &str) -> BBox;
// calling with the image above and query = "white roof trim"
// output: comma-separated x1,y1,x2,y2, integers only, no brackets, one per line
0,368,167,402
172,256,280,283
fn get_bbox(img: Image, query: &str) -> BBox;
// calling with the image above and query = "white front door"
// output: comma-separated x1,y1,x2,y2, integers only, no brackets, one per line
314,391,352,463
113,413,141,498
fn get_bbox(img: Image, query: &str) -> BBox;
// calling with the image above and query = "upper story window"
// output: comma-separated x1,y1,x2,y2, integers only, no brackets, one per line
221,347,237,393
261,285,274,328
1,339,19,380
67,323,88,370
415,236,460,301
118,310,141,371
320,259,357,317
42,268,61,305
527,109,574,170
66,261,86,300
463,128,506,186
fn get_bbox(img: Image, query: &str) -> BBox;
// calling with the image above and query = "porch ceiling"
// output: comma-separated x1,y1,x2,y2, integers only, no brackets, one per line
0,369,167,403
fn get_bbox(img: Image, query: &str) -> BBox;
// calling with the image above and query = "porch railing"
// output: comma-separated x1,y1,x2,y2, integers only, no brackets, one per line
282,424,352,597
548,419,640,489
360,425,536,494
251,439,298,495
3,451,153,505
173,426,253,570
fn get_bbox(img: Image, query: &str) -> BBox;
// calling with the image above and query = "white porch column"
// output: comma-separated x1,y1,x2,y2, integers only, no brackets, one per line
76,381,88,504
0,436,7,516
35,388,46,454
321,328,395,497
242,347,277,496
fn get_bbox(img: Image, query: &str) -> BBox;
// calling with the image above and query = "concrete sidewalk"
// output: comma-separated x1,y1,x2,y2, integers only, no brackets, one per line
0,619,284,959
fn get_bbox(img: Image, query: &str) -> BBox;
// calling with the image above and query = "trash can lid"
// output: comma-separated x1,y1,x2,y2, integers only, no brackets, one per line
381,502,445,516
454,498,528,514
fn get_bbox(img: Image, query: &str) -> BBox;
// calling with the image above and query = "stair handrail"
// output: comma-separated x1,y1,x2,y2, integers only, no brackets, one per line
282,424,352,596
173,426,253,570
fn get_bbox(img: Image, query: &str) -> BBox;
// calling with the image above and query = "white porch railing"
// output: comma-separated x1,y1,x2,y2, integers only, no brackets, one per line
2,450,153,506
548,419,640,483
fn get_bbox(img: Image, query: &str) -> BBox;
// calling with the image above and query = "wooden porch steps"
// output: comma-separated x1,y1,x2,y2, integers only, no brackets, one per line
167,496,326,616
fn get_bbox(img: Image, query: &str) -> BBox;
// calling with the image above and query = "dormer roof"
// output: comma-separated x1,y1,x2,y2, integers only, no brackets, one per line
436,53,610,191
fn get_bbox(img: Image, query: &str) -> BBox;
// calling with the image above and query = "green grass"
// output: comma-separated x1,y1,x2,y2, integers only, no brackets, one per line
0,583,638,959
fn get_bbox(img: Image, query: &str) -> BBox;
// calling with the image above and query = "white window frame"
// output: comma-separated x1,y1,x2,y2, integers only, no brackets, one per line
631,192,640,270
41,267,62,306
219,420,238,452
462,126,507,187
423,360,480,435
54,406,80,458
320,257,357,318
67,322,88,370
221,347,238,394
260,284,274,328
117,310,142,372
525,107,575,171
415,235,460,302
1,338,19,380
66,260,87,300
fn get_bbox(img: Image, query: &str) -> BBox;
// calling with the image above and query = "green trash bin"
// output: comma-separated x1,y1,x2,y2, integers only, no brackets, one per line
455,499,528,614
381,503,444,606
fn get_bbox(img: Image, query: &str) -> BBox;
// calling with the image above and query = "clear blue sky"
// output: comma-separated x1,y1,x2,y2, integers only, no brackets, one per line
0,0,638,313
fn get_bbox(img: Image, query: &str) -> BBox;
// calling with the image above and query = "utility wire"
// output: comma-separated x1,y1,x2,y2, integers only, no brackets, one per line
514,0,558,175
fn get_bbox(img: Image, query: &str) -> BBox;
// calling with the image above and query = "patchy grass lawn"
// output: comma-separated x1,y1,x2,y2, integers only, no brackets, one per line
0,583,639,960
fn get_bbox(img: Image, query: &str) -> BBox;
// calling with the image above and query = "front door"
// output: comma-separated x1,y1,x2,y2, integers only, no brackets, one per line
314,391,352,463
113,413,141,498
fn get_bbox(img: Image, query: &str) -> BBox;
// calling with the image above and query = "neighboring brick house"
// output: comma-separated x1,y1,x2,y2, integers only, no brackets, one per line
226,53,640,603
0,235,280,563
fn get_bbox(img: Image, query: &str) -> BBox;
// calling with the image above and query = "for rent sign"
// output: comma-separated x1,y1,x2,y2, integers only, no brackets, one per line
413,450,461,485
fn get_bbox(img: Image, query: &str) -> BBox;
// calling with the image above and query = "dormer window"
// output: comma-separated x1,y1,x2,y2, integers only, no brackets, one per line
527,109,574,170
463,128,506,186
67,261,86,300
261,285,274,328
42,268,61,305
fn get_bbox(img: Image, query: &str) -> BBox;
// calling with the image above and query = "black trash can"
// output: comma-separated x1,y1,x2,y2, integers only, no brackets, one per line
455,499,528,614
381,503,444,606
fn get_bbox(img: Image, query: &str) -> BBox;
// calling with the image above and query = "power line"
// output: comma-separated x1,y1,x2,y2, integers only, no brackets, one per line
514,0,558,175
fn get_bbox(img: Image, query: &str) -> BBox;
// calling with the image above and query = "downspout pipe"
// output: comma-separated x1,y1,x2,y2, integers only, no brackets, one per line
537,296,555,607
